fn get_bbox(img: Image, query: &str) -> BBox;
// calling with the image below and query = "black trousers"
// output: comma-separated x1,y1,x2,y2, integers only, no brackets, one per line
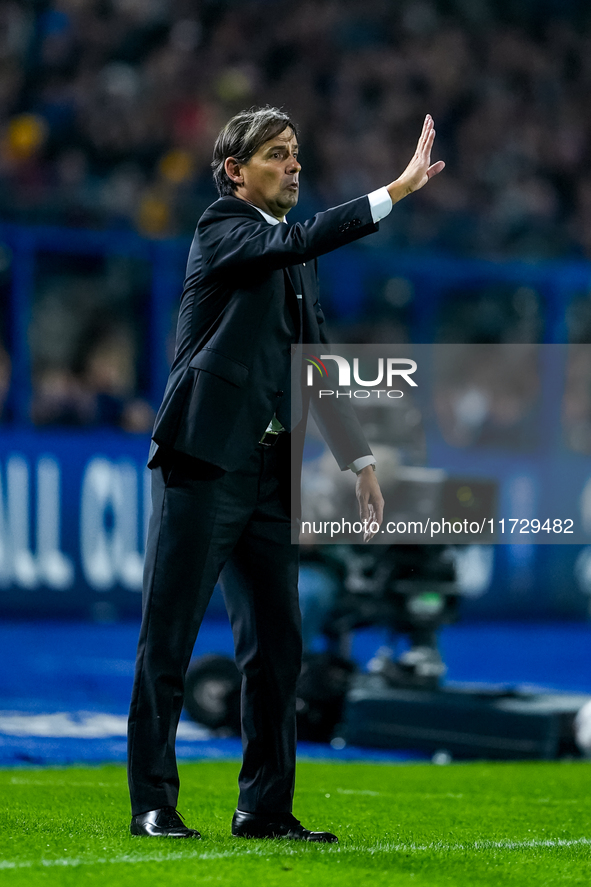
127,436,301,816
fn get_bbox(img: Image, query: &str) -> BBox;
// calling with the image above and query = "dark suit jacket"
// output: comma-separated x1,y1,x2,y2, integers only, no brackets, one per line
149,193,379,472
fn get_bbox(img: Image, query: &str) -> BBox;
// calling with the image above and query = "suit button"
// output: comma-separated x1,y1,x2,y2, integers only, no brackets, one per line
351,218,361,228
276,390,284,396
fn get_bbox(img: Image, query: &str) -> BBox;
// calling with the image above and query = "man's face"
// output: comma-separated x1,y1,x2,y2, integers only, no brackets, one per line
230,127,300,221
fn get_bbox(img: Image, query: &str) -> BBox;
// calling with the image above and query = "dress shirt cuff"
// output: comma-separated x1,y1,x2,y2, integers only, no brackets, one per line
367,187,393,223
348,455,377,474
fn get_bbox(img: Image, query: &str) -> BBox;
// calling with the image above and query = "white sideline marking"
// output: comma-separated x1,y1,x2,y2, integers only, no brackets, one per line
0,712,208,740
9,778,115,787
1,838,590,870
0,850,241,870
346,838,591,853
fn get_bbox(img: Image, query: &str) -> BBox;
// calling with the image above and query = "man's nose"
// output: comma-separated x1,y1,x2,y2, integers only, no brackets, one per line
288,155,301,172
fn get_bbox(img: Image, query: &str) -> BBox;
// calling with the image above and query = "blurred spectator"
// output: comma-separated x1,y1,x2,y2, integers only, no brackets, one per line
31,365,94,427
0,341,11,422
0,112,50,221
433,344,540,449
24,244,155,432
562,293,591,454
0,0,590,258
30,322,154,432
80,324,154,432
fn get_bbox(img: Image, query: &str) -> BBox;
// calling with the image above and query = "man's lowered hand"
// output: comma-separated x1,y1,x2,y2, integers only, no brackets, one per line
355,466,385,543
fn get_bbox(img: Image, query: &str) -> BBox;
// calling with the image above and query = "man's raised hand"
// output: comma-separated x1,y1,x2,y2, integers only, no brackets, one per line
387,114,445,203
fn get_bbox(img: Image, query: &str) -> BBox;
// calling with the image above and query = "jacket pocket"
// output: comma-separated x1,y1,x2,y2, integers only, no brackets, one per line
189,348,249,388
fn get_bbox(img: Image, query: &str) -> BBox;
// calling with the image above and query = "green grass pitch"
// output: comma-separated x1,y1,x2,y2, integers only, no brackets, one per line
0,759,590,885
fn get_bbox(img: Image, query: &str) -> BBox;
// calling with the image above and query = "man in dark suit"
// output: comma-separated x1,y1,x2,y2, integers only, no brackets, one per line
127,107,444,841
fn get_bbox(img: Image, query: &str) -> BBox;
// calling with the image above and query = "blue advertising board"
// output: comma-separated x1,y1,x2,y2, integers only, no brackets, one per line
0,430,151,618
0,426,590,621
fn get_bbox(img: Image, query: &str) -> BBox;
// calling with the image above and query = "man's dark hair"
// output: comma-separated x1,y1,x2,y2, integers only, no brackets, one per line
211,106,298,197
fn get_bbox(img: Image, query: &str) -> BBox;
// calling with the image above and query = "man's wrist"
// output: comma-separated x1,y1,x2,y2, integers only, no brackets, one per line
386,178,411,205
348,455,376,474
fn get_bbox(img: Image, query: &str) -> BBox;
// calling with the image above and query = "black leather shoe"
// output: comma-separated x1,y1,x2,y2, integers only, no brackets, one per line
130,806,201,838
231,809,338,843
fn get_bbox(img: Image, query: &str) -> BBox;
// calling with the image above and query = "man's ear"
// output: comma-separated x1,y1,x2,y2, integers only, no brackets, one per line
225,157,244,185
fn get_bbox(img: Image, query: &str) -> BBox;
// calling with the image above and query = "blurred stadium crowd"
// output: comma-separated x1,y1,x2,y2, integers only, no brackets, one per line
1,0,591,256
2,0,591,432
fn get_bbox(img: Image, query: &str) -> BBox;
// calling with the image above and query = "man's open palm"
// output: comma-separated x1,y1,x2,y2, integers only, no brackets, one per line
388,115,445,200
